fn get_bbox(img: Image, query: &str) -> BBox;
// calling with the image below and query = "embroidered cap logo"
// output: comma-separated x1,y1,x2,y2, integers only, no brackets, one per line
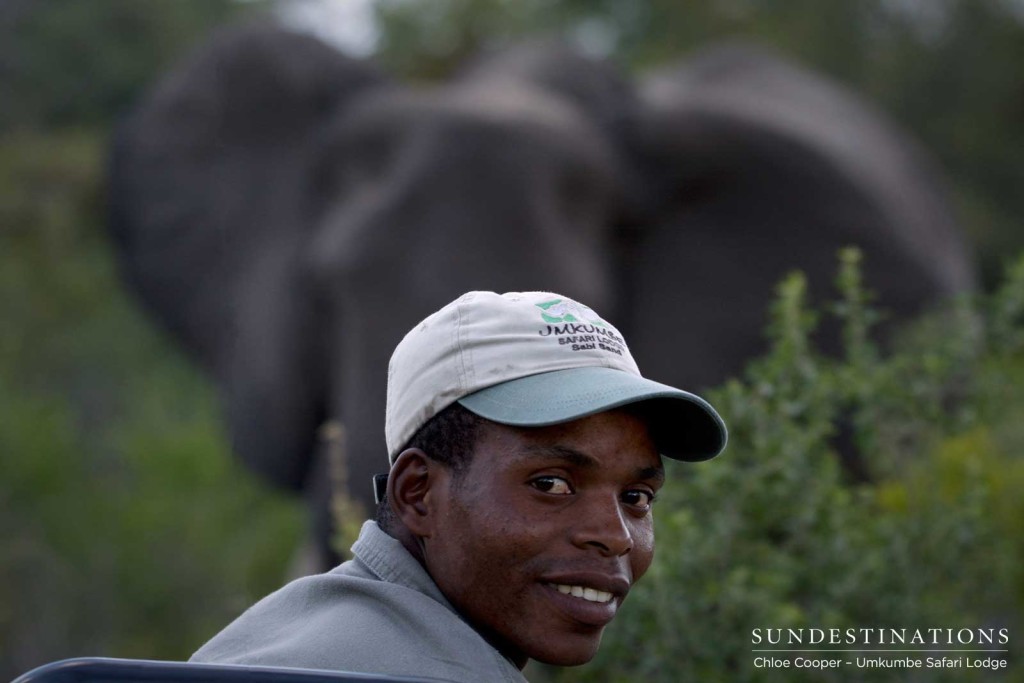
535,299,607,327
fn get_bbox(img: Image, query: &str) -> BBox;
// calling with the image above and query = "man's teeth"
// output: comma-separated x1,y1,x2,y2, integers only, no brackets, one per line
550,584,613,603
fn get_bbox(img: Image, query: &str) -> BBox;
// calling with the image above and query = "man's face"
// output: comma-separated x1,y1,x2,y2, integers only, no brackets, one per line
421,408,664,668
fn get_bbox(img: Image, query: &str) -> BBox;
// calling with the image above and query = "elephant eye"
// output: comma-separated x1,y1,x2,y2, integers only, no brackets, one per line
320,123,401,197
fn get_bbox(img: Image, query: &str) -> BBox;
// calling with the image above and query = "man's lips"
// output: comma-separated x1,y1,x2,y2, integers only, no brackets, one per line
541,571,631,597
549,583,614,604
539,571,631,627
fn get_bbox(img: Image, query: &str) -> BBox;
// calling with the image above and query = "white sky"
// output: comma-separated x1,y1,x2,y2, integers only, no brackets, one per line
273,0,382,56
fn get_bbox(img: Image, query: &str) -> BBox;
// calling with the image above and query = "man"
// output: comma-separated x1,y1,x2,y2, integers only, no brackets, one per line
192,291,726,681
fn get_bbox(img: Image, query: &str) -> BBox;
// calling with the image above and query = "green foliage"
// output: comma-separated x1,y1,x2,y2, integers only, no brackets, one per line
0,130,302,678
550,251,1024,682
0,0,269,132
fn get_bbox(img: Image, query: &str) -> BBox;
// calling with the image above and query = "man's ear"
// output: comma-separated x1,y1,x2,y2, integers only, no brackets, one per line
387,448,443,538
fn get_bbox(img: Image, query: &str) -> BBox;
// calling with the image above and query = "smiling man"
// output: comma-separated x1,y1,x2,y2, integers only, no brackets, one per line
191,291,726,681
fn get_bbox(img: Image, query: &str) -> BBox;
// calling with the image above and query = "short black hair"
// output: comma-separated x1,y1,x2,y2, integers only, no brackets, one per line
376,402,485,532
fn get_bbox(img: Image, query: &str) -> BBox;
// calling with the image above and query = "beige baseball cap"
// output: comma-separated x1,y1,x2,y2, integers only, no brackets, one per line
385,290,727,464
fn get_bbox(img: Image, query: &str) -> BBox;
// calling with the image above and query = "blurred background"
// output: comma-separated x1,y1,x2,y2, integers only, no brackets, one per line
2,1,1022,680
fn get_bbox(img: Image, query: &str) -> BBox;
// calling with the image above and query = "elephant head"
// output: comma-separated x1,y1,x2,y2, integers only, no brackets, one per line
110,27,973,568
300,65,631,530
110,25,636,566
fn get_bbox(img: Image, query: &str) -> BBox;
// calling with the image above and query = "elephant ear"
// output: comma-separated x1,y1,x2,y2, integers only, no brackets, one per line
110,21,385,372
626,43,974,389
109,22,387,488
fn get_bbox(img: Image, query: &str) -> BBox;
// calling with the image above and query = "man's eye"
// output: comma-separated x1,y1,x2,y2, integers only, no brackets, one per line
531,476,573,495
622,489,655,509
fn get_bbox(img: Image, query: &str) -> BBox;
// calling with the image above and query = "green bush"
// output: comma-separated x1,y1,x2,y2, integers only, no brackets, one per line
552,250,1024,683
0,131,302,678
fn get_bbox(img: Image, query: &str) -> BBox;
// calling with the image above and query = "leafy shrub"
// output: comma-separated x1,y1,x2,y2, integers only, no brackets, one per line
0,131,302,679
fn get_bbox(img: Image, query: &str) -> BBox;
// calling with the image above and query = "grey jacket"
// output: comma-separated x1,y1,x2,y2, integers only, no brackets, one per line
191,521,527,683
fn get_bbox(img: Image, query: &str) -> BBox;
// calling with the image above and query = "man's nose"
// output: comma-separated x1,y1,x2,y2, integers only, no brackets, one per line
570,494,633,557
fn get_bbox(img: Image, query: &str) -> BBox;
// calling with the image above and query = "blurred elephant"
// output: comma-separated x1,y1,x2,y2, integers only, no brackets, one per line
109,23,973,568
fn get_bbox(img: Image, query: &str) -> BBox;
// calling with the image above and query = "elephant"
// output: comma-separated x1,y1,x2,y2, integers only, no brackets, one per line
109,22,973,569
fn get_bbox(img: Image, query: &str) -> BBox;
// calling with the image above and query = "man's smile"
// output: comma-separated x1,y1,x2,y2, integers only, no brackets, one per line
540,570,629,600
538,571,632,627
548,584,614,603
541,582,620,628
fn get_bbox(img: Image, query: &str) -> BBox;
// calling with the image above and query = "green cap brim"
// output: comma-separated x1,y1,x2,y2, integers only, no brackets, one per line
457,366,726,461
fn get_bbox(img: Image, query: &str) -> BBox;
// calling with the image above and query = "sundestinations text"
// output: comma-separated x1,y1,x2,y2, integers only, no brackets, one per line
751,627,1009,646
